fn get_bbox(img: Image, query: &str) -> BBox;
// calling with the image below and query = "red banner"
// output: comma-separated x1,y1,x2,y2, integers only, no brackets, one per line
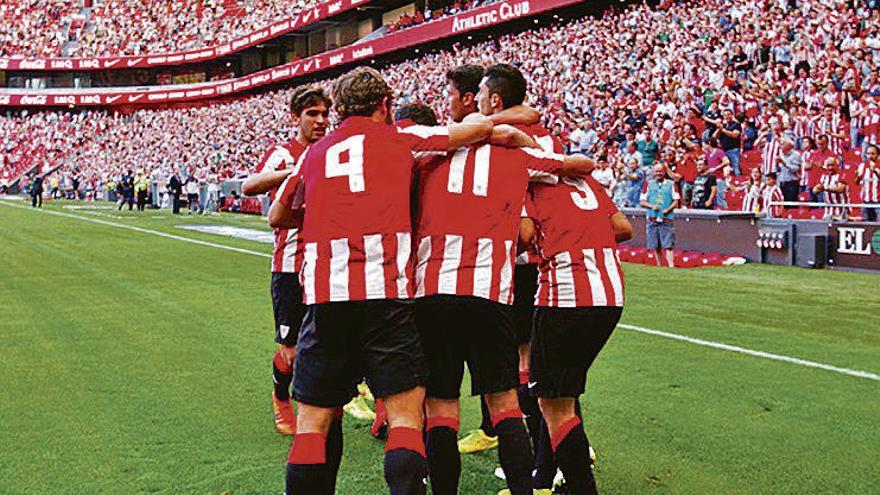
0,0,372,71
0,0,577,107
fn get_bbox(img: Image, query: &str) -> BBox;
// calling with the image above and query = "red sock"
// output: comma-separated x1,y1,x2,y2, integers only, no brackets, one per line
385,426,425,457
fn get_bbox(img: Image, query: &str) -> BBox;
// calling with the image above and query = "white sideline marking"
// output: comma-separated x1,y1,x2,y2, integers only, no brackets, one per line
4,200,878,382
619,324,880,382
0,200,271,260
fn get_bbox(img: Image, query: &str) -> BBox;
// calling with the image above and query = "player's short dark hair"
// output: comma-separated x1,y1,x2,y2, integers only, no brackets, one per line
866,144,880,154
395,103,438,126
290,85,330,117
765,172,777,180
332,67,392,119
483,63,527,109
446,64,484,97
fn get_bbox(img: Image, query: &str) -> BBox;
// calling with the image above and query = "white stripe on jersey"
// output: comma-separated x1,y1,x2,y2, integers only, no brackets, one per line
280,229,299,273
554,251,577,308
302,243,318,305
447,148,467,194
499,240,515,304
364,234,385,299
329,239,350,302
583,249,607,306
396,232,411,298
603,247,625,306
473,238,494,299
438,235,462,293
415,236,431,297
473,145,491,196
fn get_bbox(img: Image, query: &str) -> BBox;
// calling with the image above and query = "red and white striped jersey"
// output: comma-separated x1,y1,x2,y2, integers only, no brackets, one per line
793,116,814,141
530,176,624,308
815,114,844,154
741,181,764,213
761,137,783,176
862,104,880,146
296,116,449,304
255,141,307,273
413,144,566,304
820,172,849,219
857,161,880,203
761,184,783,218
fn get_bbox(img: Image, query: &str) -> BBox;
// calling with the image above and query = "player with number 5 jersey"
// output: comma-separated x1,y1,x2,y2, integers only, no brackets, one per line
526,173,633,495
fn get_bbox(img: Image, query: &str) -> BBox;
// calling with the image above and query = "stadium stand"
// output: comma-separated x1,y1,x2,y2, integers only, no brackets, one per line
3,0,880,220
0,1,78,57
0,0,319,58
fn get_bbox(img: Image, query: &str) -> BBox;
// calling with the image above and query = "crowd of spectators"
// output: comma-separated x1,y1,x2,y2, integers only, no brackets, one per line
3,0,880,220
0,1,78,57
0,0,321,58
72,0,318,57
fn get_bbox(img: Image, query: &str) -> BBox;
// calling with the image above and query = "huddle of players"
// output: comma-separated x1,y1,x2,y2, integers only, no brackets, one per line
247,63,633,495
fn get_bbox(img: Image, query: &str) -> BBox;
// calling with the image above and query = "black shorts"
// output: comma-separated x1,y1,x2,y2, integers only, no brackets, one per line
530,306,622,398
292,299,428,408
513,263,539,346
271,272,306,347
416,295,519,399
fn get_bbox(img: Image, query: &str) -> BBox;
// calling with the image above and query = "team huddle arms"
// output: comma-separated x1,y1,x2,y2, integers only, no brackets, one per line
258,64,631,495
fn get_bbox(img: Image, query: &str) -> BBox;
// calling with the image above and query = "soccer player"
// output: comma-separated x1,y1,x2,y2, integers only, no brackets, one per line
269,66,497,495
241,85,330,436
398,91,593,495
528,173,632,495
474,63,585,492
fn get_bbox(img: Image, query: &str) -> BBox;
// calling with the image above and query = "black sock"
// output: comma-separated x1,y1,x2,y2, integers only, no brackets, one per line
533,418,556,489
273,350,293,402
425,418,460,495
384,427,427,495
551,417,597,495
493,412,534,495
517,384,541,457
285,432,332,495
479,397,497,437
326,413,344,493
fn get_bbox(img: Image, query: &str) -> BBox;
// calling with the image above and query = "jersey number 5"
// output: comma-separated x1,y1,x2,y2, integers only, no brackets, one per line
563,177,599,210
326,135,365,192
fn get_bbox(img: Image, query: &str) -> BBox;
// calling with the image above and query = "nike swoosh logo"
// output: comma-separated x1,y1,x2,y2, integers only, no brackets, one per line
127,58,143,67
304,60,313,71
105,95,122,104
127,94,144,103
527,382,537,389
104,59,120,68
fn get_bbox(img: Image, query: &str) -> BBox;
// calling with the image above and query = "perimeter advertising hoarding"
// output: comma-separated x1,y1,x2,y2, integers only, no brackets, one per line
831,223,880,271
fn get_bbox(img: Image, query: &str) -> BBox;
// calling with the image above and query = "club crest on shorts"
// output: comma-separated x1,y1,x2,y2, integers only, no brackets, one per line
279,325,290,339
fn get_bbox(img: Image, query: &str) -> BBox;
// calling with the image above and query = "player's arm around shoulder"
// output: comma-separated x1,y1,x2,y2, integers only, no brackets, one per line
448,113,494,150
242,168,293,196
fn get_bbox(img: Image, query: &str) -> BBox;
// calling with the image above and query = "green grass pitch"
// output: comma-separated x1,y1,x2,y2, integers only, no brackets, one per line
1,198,878,494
